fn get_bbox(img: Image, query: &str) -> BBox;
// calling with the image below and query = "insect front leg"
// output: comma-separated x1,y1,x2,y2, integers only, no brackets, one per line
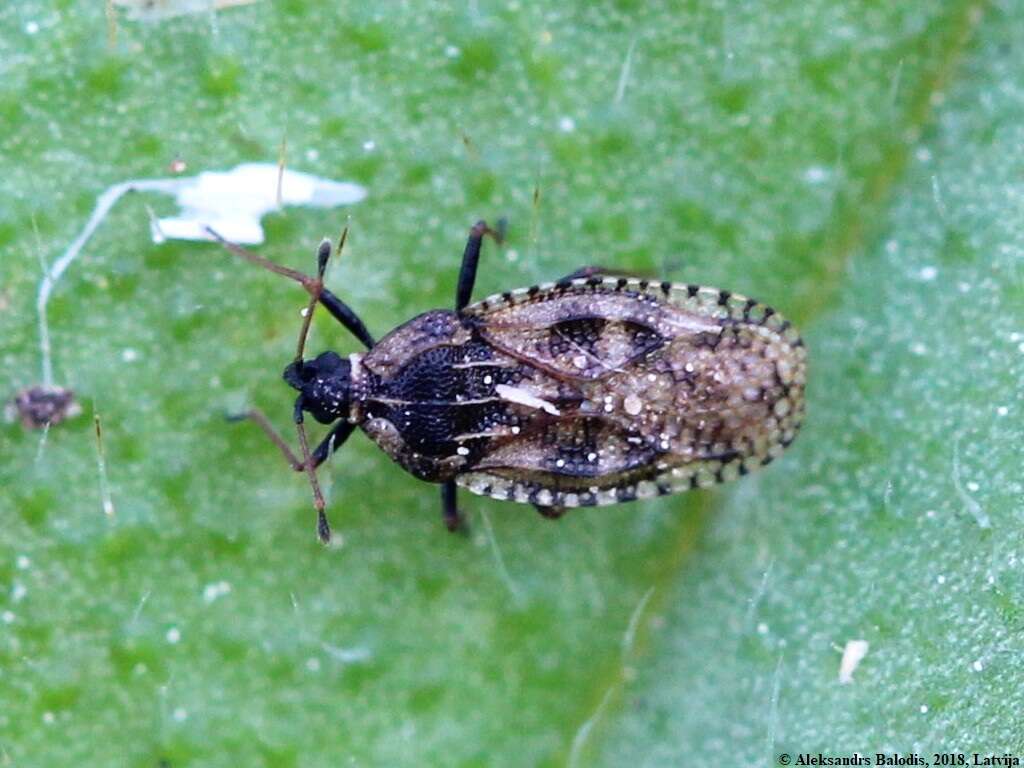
441,480,467,532
308,421,357,468
455,219,505,312
204,228,375,349
317,288,375,349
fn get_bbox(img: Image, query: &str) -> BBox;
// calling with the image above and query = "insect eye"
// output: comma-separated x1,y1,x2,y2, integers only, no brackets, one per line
282,360,315,389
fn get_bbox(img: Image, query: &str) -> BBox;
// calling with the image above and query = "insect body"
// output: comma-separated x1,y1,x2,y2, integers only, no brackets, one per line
213,222,806,541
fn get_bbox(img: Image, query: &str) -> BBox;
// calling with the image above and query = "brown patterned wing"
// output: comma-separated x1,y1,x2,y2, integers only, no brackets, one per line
457,276,808,507
470,287,720,381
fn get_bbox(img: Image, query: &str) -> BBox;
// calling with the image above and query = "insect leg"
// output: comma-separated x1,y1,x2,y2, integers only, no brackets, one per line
455,219,505,312
318,288,375,348
309,421,357,467
204,227,375,349
533,504,567,520
440,480,466,532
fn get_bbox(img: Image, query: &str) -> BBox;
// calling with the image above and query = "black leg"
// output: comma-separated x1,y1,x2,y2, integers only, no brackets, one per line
441,480,465,532
204,227,375,350
534,504,566,520
319,288,375,348
455,220,504,313
309,420,357,468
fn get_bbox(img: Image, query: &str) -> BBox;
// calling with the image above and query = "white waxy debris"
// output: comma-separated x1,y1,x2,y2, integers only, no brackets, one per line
587,452,598,462
573,354,588,369
148,163,367,244
202,581,232,604
456,446,470,456
623,394,643,416
495,384,561,416
114,0,259,20
838,639,869,684
556,459,566,468
483,375,493,385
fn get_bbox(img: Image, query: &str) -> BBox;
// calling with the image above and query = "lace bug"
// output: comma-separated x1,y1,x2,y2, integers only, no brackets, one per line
209,221,806,542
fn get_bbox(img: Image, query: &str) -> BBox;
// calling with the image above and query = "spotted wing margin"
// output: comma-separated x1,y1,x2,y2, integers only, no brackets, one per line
454,411,786,509
455,444,778,509
463,275,798,382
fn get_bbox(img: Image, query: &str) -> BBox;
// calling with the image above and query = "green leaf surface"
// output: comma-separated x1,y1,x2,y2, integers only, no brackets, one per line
0,1,1017,766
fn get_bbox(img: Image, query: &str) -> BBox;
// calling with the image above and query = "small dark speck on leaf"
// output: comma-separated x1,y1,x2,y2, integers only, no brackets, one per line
6,385,82,429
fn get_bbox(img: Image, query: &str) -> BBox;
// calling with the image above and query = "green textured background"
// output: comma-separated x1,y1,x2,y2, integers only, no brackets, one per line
2,1,1022,766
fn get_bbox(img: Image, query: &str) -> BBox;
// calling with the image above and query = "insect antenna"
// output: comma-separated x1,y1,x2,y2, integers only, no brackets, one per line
296,409,331,544
294,228,346,363
205,226,354,544
291,229,347,545
204,226,320,293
